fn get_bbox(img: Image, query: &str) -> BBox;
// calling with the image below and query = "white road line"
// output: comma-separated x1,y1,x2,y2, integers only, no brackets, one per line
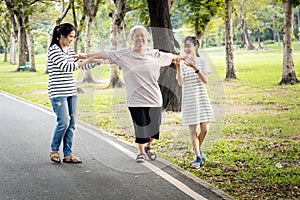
1,91,207,200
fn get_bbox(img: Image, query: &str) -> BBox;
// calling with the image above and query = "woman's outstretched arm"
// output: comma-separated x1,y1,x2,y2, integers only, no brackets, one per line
74,51,108,60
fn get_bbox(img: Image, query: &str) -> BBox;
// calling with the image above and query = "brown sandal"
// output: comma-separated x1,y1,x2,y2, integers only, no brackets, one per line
63,155,83,164
144,146,157,160
50,151,61,163
136,154,146,163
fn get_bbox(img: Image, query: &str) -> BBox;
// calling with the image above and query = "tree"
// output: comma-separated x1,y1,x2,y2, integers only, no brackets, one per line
234,0,284,48
26,17,37,72
0,27,9,62
298,7,300,41
9,11,17,65
107,0,127,88
272,0,283,47
4,0,30,71
72,0,85,53
82,0,102,83
147,0,181,111
175,0,223,42
279,0,300,85
0,5,10,62
4,0,51,71
48,0,73,46
225,0,237,80
126,0,150,25
237,0,256,50
250,0,279,48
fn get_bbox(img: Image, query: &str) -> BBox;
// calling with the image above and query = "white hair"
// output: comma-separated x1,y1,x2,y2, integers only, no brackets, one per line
129,25,149,40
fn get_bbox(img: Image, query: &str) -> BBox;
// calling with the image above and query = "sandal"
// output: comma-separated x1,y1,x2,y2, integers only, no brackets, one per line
50,151,61,163
63,155,83,164
144,146,157,160
136,154,146,163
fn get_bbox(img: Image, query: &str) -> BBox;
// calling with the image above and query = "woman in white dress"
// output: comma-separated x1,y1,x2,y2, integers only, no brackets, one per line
176,36,215,169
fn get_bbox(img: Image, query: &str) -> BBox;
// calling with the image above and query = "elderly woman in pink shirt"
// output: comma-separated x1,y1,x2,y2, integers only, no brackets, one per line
76,25,183,163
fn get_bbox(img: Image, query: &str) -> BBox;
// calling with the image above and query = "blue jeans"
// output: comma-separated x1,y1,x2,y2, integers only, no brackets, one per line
50,96,78,157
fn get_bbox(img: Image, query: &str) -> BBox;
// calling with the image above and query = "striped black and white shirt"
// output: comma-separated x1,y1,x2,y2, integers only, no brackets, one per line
47,44,95,98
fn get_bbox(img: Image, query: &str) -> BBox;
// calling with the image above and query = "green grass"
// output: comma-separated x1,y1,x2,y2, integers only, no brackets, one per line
1,44,300,199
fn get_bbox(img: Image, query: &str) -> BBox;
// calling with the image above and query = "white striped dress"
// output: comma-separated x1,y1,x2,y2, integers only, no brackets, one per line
180,57,215,126
47,44,95,98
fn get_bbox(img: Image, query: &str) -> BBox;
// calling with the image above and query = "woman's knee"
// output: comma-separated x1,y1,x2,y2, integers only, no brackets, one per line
190,132,198,141
201,128,208,135
200,123,209,134
57,117,70,130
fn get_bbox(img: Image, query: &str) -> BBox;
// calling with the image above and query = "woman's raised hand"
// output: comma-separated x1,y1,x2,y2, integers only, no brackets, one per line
184,59,197,70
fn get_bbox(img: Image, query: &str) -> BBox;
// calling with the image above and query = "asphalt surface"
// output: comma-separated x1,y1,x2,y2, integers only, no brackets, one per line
0,91,234,200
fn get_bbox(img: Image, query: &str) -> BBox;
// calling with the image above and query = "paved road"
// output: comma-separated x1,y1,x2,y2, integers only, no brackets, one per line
0,91,234,200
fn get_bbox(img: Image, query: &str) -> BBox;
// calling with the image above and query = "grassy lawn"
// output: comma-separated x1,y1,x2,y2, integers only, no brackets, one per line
0,44,299,199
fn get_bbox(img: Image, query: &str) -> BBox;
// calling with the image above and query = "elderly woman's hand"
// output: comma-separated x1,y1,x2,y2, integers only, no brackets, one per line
73,53,88,59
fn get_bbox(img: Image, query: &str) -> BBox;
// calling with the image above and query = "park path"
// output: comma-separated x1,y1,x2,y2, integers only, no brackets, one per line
0,91,234,200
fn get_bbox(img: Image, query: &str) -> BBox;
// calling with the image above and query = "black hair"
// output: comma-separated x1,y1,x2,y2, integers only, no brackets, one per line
184,36,200,57
49,23,76,48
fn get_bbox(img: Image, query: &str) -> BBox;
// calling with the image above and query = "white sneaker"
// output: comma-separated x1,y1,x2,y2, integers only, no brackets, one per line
200,149,207,161
191,147,207,161
191,161,201,169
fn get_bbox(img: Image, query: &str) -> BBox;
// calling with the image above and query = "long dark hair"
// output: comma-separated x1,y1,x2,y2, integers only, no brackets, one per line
184,36,200,57
49,23,76,48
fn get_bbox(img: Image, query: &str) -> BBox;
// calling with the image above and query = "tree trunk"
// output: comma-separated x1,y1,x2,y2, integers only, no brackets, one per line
9,30,16,65
17,24,29,71
276,27,281,48
82,14,96,83
217,29,222,47
195,18,206,43
72,1,83,53
274,19,281,48
0,28,9,62
241,15,255,50
26,28,36,72
107,0,127,88
3,41,8,62
147,0,181,112
258,29,262,48
6,2,29,71
240,32,246,48
298,7,300,41
238,2,255,50
279,0,299,85
225,0,237,80
82,0,101,83
109,64,124,88
73,17,84,53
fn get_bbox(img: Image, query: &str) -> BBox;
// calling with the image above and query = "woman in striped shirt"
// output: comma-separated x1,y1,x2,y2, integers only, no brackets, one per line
176,36,215,169
48,23,100,164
